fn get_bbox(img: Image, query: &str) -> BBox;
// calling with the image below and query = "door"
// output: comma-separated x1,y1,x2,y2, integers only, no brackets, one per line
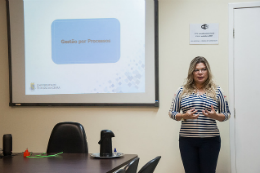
233,7,260,173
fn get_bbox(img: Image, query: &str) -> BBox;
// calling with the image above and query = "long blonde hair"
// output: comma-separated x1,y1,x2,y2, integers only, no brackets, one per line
181,56,217,99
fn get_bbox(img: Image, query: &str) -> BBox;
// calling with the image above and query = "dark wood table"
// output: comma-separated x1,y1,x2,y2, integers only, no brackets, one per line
0,153,138,173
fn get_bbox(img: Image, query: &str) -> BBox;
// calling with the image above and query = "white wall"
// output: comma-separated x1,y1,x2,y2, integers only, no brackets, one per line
0,0,257,172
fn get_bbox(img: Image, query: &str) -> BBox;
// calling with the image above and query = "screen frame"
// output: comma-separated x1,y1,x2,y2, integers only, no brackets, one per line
6,0,159,107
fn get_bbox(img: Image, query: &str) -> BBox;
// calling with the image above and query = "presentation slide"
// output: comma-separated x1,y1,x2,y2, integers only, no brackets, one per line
8,0,157,105
24,0,145,95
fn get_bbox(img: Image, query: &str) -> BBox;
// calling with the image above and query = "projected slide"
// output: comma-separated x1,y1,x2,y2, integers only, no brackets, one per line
24,0,145,95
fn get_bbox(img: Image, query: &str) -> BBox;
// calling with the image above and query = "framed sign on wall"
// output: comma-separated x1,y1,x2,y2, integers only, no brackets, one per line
190,23,219,45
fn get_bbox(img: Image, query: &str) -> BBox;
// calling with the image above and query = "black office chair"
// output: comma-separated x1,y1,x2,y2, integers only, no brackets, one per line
138,156,161,173
47,122,88,153
124,157,140,173
114,169,126,173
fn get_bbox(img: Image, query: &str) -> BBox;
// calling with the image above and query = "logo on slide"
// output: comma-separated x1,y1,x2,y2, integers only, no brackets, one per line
201,24,209,30
30,83,35,90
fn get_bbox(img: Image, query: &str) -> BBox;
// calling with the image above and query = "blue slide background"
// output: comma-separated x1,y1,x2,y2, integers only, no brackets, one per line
51,18,120,64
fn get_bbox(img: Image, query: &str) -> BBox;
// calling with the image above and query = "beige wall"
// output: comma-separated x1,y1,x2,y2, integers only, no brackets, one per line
0,0,256,172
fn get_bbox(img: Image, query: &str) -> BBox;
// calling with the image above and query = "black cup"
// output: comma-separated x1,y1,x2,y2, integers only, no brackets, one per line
3,134,12,156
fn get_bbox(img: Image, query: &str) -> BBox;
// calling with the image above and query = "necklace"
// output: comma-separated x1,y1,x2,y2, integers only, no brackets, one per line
194,86,206,96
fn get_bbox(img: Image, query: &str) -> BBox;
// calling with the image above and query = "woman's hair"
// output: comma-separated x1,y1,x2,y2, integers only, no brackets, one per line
181,56,217,99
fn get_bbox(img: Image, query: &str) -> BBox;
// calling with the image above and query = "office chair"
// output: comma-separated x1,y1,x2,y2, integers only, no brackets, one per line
138,156,161,173
114,169,126,173
124,157,140,173
47,122,88,153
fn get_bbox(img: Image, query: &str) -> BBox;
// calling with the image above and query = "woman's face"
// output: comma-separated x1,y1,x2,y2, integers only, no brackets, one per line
193,62,208,86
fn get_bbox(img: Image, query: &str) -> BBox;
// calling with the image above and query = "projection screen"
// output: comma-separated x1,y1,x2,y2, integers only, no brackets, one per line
7,0,159,106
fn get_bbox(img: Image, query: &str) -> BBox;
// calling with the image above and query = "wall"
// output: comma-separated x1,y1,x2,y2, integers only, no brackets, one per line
0,0,256,172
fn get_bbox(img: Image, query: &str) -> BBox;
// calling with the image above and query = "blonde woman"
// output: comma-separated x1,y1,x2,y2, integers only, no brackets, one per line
168,56,230,173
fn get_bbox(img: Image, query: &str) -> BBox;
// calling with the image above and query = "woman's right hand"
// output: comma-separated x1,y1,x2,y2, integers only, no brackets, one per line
183,109,199,119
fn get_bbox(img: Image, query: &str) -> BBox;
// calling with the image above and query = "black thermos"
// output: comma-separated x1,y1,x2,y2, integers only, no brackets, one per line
3,134,12,156
98,130,115,157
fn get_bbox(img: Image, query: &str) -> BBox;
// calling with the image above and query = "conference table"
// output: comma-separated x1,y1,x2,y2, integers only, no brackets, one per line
0,153,138,173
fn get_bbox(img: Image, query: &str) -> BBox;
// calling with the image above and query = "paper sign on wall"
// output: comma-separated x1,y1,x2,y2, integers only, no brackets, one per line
190,23,219,44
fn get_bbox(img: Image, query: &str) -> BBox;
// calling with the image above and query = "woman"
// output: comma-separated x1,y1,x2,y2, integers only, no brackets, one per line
168,56,230,173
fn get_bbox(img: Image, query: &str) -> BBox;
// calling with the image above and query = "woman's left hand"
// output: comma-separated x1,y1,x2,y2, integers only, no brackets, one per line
202,105,218,119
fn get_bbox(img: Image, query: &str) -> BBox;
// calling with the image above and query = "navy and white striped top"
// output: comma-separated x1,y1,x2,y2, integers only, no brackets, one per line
169,86,230,137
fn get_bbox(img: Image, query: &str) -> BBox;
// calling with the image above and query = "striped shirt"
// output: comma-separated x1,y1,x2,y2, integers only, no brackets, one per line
168,86,230,137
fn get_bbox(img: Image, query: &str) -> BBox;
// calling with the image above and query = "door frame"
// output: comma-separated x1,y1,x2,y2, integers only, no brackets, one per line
229,2,260,173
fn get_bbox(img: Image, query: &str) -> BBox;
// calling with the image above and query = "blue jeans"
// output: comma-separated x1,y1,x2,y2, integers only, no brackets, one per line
179,136,221,173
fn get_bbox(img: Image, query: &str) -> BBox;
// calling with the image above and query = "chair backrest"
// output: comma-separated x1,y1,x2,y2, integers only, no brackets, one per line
47,122,88,153
138,156,161,173
124,157,140,173
114,169,126,173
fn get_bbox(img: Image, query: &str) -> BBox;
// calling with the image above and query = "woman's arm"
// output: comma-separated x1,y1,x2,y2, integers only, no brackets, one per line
169,87,199,121
174,113,184,121
217,87,231,121
168,88,182,121
202,87,231,122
